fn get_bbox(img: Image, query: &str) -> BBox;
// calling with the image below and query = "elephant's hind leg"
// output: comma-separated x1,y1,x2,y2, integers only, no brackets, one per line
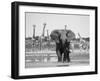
66,52,70,62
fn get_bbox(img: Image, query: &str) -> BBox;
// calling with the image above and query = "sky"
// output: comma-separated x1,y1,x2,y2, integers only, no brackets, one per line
25,12,90,38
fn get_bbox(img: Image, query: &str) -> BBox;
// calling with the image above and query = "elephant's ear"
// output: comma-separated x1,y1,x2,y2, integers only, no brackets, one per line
50,30,61,40
50,30,61,43
66,30,76,41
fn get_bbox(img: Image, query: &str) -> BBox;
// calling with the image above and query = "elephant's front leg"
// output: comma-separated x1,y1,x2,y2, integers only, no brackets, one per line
63,50,70,62
56,49,62,62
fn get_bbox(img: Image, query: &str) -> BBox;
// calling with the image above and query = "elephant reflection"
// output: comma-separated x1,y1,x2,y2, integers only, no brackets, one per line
50,30,75,62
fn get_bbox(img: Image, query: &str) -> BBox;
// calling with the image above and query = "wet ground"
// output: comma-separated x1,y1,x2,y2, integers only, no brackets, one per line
25,50,89,68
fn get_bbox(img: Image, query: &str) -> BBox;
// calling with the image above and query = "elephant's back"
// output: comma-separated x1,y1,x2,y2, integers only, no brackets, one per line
50,29,66,34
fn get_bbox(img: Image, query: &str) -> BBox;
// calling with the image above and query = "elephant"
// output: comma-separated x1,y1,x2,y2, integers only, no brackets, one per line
50,29,75,62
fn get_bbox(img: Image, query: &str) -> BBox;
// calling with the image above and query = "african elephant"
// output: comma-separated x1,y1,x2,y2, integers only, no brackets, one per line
50,29,75,62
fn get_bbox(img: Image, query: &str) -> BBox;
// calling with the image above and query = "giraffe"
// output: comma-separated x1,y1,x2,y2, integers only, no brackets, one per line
78,33,89,53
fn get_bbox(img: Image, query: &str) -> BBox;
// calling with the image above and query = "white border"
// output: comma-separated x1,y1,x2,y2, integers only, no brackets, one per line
19,5,95,76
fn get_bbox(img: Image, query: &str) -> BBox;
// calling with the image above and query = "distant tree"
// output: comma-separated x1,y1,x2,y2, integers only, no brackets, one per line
25,37,32,40
83,37,90,42
35,36,40,40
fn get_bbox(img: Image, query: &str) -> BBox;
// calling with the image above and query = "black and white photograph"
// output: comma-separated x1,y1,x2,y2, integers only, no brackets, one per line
25,12,90,68
11,2,97,79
